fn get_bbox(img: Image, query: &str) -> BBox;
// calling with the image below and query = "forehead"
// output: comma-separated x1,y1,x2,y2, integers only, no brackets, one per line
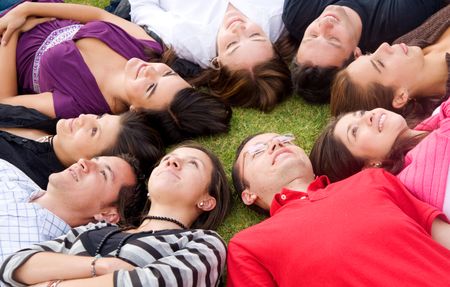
347,55,379,84
297,40,348,67
334,113,355,143
171,147,212,167
224,41,273,70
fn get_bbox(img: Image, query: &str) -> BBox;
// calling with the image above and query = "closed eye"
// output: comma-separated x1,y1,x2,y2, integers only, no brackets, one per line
226,41,237,50
377,60,384,68
351,126,358,137
100,170,107,180
163,71,177,77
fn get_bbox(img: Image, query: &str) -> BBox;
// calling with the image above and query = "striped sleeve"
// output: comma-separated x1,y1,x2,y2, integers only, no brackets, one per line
0,222,109,286
114,230,227,287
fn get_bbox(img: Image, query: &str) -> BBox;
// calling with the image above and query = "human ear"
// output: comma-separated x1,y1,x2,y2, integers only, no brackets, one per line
392,89,409,109
353,47,362,58
94,207,120,224
198,196,216,211
241,189,257,206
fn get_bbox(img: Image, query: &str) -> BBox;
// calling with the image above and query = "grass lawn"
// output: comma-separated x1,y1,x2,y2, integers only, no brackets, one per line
69,0,331,242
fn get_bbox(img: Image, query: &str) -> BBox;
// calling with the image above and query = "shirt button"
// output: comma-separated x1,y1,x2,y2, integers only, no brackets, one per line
281,194,287,200
300,196,307,200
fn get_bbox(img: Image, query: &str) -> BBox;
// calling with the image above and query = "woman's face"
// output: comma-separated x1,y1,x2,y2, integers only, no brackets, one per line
148,147,213,207
333,108,408,163
216,9,274,70
346,43,424,90
54,114,121,161
124,58,191,110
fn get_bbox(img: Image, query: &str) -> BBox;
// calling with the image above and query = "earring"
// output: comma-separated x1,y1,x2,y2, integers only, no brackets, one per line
210,57,221,70
147,192,150,197
373,162,382,168
199,202,204,207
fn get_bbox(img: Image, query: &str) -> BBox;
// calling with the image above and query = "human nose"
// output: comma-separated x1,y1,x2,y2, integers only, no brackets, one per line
165,156,181,169
77,158,96,173
318,18,334,33
77,114,95,128
231,21,246,33
376,42,393,55
267,138,286,154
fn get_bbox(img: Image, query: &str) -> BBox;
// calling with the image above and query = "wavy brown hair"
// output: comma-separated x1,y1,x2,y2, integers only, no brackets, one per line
191,48,292,112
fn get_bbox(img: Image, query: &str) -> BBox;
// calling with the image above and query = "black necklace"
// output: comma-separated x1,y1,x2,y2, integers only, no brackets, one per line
95,227,130,258
141,215,187,230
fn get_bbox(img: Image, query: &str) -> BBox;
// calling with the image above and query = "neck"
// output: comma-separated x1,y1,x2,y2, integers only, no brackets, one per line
413,52,448,97
103,68,129,114
33,191,88,227
136,206,193,232
284,177,312,193
260,177,312,209
52,136,74,167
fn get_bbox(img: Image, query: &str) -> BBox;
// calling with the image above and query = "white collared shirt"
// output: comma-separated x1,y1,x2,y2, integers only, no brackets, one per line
129,0,285,68
0,159,70,263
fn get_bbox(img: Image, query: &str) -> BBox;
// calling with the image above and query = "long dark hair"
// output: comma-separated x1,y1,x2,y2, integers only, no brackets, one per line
142,88,232,145
101,111,165,178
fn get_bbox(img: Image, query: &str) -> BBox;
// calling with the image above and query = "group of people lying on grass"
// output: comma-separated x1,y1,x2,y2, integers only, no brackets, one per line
0,0,449,286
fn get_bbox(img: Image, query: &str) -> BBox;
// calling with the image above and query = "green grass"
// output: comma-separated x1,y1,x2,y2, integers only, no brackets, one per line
68,0,331,243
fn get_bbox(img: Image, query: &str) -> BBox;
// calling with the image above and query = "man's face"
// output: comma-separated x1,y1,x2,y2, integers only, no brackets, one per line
296,5,361,67
236,133,314,206
47,156,136,219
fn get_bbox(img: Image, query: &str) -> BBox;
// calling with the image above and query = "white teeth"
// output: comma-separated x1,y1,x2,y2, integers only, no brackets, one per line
378,114,386,132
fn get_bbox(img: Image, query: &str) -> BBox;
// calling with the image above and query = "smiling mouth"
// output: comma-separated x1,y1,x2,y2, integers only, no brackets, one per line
399,43,408,55
159,170,180,179
272,149,292,165
378,114,386,132
227,17,244,29
69,118,74,133
322,13,339,22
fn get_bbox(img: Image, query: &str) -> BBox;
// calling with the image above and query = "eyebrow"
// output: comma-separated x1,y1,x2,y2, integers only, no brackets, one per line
105,164,115,182
227,38,268,56
147,72,178,98
370,59,381,74
301,37,343,50
345,112,358,143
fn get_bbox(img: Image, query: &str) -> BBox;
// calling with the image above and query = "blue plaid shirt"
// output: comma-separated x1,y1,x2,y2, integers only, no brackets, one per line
0,159,70,264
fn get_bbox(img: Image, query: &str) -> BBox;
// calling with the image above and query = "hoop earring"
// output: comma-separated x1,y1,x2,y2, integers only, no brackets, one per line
210,57,221,70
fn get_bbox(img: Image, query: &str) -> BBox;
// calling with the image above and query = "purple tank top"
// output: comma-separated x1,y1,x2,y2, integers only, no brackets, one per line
16,20,163,118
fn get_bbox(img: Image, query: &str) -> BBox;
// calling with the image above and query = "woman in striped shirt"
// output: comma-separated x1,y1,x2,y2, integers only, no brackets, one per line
1,142,231,287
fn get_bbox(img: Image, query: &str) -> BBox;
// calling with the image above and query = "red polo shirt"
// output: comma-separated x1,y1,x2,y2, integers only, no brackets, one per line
227,169,450,286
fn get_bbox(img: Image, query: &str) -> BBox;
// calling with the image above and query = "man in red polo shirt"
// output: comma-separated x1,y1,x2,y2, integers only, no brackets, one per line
227,132,450,287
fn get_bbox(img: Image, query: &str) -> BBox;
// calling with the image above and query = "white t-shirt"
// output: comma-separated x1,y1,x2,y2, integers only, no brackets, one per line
129,0,285,68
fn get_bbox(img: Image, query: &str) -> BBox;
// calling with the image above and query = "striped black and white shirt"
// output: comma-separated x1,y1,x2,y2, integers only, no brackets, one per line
1,222,226,287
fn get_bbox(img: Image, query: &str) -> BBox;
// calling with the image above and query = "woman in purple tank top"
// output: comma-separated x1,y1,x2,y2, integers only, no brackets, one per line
0,1,231,139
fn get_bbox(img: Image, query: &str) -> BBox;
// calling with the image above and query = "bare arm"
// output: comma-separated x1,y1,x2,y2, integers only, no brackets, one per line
0,92,55,118
431,217,450,250
0,1,153,45
14,253,133,285
0,30,18,97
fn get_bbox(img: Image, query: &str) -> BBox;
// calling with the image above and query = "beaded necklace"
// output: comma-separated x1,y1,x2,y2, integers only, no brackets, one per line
94,216,186,258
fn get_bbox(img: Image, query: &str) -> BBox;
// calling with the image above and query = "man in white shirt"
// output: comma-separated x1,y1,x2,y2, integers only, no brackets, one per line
0,155,138,263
